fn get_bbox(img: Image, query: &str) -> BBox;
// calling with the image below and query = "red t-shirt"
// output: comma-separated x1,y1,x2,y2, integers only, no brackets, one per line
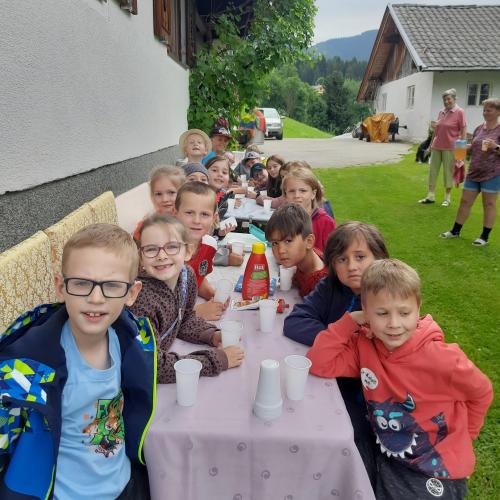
311,208,336,252
187,237,217,287
293,249,328,297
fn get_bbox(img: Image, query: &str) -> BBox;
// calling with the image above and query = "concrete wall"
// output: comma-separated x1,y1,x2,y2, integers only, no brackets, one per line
432,71,500,133
375,72,434,142
0,144,181,252
0,0,189,195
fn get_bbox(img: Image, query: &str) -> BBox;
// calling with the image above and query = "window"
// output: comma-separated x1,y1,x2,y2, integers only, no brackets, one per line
153,0,193,66
381,93,387,112
467,82,490,106
406,85,415,109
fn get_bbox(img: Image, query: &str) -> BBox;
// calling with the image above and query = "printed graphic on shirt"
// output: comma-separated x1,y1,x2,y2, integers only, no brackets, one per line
367,392,450,479
426,478,444,497
199,259,209,277
82,390,125,458
360,367,378,390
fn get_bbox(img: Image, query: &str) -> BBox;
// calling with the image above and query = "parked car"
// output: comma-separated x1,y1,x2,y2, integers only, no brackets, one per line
258,107,283,140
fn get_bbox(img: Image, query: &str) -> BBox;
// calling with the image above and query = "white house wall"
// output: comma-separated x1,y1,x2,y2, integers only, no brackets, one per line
432,71,500,133
375,72,434,142
0,0,189,194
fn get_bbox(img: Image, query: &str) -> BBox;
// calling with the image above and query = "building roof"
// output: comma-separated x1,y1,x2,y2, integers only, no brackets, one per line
390,3,500,71
358,3,500,101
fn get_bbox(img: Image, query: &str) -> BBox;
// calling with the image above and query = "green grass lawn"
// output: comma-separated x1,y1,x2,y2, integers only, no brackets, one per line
283,117,333,139
315,152,499,498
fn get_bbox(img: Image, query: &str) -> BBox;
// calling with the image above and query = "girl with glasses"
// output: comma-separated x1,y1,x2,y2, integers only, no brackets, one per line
129,213,244,383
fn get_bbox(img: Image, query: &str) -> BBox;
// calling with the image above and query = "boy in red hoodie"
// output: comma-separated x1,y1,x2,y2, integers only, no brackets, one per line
307,259,493,499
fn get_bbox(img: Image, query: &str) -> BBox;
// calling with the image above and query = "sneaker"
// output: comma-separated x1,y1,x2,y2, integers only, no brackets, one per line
472,238,488,246
441,200,450,207
418,198,435,204
440,231,458,239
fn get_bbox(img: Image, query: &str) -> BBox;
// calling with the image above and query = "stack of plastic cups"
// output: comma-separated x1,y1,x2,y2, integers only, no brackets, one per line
253,359,283,420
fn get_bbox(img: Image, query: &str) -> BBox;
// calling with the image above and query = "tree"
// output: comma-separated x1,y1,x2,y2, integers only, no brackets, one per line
188,0,317,132
323,72,351,134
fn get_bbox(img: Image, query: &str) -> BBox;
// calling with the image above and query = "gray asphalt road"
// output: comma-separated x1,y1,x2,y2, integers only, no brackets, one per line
258,134,412,168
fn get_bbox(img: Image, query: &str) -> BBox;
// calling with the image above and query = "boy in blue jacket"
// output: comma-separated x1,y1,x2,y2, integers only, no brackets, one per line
0,223,156,499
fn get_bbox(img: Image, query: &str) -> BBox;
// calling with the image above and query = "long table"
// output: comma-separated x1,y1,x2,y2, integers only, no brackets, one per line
225,197,273,223
144,254,375,500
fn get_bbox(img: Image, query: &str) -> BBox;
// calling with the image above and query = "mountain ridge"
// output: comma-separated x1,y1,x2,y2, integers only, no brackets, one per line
312,30,377,61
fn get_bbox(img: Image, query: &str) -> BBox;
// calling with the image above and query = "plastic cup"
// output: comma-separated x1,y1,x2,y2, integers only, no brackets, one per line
220,320,243,348
260,190,267,197
231,241,244,255
481,140,488,152
263,199,272,211
227,198,236,211
259,299,278,333
242,182,248,190
284,355,312,401
214,279,232,304
253,359,283,421
247,186,255,193
239,175,246,184
174,359,203,407
279,265,296,291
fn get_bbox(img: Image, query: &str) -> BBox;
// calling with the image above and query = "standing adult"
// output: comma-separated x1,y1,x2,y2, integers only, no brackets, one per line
440,98,500,246
419,88,467,207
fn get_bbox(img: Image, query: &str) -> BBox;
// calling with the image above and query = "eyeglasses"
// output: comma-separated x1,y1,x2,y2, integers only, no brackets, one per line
63,278,132,298
140,242,187,259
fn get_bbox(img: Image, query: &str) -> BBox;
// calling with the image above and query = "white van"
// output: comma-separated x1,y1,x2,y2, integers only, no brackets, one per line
259,107,283,140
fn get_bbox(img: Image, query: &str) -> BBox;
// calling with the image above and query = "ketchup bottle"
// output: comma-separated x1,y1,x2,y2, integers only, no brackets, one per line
242,242,270,300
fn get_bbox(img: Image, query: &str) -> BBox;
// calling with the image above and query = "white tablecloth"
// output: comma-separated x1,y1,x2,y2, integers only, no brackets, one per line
144,256,375,500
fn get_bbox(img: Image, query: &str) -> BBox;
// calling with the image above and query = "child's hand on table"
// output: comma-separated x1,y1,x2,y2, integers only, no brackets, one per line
223,346,245,368
195,300,224,321
228,251,244,267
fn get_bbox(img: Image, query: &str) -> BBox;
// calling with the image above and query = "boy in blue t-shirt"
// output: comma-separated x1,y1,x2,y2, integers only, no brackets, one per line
0,223,156,500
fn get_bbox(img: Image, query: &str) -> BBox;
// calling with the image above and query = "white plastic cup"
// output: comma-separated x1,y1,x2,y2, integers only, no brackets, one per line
260,190,267,197
263,199,272,211
239,175,247,184
220,320,243,348
253,359,283,421
174,359,203,407
279,265,296,291
214,279,232,304
284,355,312,401
259,299,278,333
231,241,244,255
227,198,236,211
247,186,255,193
481,140,488,152
242,181,248,190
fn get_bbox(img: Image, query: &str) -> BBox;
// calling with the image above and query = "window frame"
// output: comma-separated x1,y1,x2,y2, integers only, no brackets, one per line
406,85,415,109
467,81,491,106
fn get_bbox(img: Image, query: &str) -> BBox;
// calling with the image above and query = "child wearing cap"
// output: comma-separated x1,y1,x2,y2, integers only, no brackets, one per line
184,162,209,184
179,129,212,164
233,150,261,180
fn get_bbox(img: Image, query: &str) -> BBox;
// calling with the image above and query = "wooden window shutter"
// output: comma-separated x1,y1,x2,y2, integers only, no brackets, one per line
153,0,173,49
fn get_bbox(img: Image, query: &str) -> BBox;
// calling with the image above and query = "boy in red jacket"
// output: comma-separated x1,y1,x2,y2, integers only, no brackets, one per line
307,259,492,499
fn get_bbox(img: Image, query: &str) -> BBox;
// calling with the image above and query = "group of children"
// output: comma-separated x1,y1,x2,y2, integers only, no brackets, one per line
0,124,493,499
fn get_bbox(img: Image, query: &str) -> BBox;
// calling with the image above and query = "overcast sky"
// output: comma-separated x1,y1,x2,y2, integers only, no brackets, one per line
314,0,500,43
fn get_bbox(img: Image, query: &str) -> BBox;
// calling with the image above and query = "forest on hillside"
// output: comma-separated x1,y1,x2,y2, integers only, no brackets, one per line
258,56,372,135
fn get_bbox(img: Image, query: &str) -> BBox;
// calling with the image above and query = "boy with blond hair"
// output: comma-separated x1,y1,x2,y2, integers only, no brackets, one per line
175,181,242,321
307,259,493,499
265,203,327,297
0,224,155,500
